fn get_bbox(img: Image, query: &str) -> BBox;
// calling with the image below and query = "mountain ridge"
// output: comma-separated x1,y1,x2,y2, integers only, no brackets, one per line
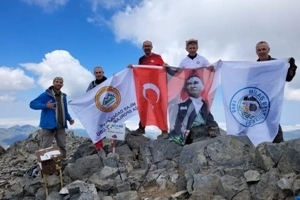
0,124,299,148
0,124,88,148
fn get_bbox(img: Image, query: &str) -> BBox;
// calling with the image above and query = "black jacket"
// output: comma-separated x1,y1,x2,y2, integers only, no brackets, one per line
257,56,297,82
173,98,218,131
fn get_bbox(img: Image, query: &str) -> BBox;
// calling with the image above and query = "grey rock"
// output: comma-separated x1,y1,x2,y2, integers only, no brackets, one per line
220,175,250,200
125,132,151,150
171,190,189,199
46,191,62,200
277,139,300,174
116,181,131,193
1,128,300,200
103,153,119,167
116,190,138,200
65,154,103,180
244,169,261,182
0,145,6,156
89,177,115,191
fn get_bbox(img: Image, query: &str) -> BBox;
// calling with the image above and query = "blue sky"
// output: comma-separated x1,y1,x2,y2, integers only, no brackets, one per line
0,0,299,132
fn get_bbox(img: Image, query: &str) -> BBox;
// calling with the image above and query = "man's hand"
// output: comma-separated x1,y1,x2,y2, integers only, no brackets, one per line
127,64,133,68
206,65,215,72
184,130,190,137
69,119,75,125
289,57,295,65
46,100,56,109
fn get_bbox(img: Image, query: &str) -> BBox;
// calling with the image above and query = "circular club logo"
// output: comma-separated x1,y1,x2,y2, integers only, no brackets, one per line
95,86,121,112
230,87,270,127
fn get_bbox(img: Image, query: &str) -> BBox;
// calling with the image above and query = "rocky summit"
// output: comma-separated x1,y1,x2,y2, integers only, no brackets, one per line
0,128,300,200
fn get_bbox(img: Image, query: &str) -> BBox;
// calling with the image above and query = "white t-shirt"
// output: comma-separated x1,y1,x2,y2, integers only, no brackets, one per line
179,54,210,68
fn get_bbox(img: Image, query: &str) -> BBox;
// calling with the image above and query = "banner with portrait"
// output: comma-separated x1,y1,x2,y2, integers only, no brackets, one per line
167,63,220,145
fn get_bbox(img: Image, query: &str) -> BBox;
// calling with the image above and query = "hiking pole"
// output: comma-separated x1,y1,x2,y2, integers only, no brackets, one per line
43,173,48,196
113,139,116,154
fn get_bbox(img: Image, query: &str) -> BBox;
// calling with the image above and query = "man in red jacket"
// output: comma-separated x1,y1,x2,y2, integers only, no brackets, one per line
130,40,169,138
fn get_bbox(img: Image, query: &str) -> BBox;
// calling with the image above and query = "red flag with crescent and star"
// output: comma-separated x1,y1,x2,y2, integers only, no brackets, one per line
133,65,168,131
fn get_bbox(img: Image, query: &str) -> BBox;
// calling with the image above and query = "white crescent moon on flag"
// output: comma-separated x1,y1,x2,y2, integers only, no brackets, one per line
142,83,160,103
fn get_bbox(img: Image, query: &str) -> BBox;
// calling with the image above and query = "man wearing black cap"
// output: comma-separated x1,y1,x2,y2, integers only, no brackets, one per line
30,77,74,158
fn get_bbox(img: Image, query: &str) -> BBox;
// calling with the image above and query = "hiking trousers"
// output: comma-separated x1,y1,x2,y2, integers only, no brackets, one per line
41,128,67,158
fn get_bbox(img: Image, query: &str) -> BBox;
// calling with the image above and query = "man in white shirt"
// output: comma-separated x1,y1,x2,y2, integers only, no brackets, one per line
179,39,210,68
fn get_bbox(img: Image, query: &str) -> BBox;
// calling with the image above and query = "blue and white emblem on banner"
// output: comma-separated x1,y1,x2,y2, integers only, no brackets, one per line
230,87,270,127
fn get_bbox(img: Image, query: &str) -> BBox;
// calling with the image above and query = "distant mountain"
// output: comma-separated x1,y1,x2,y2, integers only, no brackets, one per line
3,135,28,145
0,125,39,148
0,125,88,148
0,124,299,149
0,125,38,136
71,129,88,138
283,129,300,141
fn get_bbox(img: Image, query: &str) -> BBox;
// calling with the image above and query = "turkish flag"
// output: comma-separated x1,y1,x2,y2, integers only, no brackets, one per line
133,65,168,131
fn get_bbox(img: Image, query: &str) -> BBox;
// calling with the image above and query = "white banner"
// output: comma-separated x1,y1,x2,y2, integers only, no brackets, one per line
106,122,126,141
69,68,138,143
220,59,288,146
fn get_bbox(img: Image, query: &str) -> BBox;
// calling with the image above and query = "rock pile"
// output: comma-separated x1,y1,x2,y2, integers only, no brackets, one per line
0,128,300,200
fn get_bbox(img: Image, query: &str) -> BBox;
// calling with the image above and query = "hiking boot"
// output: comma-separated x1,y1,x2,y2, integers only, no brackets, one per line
208,126,220,138
157,131,169,139
95,140,103,151
131,128,145,136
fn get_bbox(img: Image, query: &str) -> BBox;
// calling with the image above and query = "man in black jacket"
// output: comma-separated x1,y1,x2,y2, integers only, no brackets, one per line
256,41,297,143
86,66,107,92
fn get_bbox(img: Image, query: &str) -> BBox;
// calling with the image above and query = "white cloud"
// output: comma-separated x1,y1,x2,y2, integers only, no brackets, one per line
0,66,35,102
109,0,300,101
285,85,300,101
86,0,139,27
0,66,35,91
282,124,300,132
87,15,109,27
21,50,93,99
21,0,69,12
0,94,16,102
87,0,125,11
